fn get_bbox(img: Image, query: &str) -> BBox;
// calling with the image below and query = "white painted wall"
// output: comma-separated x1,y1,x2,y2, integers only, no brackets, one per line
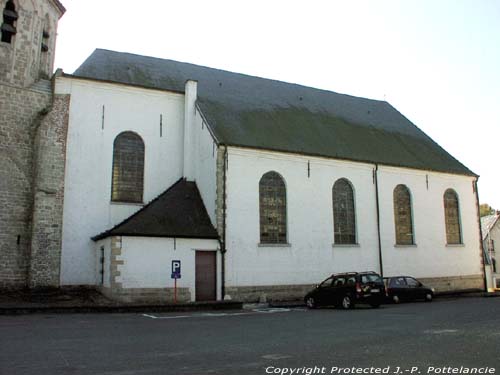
192,107,218,225
378,166,482,278
224,147,482,289
117,237,220,301
57,77,186,285
183,80,197,180
225,147,380,287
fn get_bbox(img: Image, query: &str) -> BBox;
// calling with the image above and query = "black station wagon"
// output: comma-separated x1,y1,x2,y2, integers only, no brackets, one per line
383,276,434,303
304,271,385,309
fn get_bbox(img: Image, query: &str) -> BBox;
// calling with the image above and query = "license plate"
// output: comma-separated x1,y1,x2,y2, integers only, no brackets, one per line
371,288,380,293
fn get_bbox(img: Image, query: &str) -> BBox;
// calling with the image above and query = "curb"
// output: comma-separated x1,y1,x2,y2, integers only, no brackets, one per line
0,301,243,315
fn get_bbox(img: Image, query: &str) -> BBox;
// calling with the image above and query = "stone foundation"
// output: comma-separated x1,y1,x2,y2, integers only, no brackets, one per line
99,286,191,304
225,284,316,303
418,274,484,292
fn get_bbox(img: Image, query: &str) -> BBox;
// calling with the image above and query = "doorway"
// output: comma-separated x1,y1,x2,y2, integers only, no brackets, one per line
195,251,216,301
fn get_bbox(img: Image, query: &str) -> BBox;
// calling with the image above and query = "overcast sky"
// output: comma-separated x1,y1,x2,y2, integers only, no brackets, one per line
54,0,500,209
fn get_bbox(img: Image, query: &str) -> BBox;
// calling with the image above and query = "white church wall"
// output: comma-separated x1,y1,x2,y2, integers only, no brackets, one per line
57,77,186,285
192,108,218,225
377,166,482,279
224,147,482,292
118,237,220,301
224,147,380,287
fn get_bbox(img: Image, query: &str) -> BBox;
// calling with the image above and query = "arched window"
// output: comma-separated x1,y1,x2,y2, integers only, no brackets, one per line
111,132,144,203
444,189,462,244
1,0,18,44
41,15,50,52
393,184,414,245
259,171,287,244
333,178,356,244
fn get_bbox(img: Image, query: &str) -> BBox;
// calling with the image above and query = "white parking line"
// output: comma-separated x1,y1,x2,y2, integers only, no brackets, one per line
141,307,297,320
424,329,459,334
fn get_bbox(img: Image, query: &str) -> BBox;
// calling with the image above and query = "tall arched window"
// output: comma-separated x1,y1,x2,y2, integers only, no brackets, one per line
393,184,414,245
444,189,462,244
1,0,18,44
259,171,287,244
111,132,144,203
333,178,356,244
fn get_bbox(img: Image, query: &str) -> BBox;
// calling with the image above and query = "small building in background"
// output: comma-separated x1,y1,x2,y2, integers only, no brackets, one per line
481,212,500,290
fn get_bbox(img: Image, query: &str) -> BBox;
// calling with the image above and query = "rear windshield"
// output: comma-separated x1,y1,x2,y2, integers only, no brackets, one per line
361,274,382,283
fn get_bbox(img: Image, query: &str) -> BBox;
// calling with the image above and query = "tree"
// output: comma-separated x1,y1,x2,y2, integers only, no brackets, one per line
480,204,495,217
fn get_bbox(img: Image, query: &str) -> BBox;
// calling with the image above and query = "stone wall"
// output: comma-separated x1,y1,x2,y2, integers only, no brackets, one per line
0,83,51,288
0,0,61,88
29,94,70,287
0,0,64,289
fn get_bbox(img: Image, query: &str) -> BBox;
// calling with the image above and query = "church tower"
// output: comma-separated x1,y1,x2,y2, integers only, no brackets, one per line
0,0,65,288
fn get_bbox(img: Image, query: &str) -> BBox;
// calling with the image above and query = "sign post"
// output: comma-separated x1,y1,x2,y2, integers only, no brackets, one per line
171,260,181,303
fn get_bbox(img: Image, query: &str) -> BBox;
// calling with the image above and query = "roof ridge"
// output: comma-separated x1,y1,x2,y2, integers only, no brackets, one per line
89,49,387,105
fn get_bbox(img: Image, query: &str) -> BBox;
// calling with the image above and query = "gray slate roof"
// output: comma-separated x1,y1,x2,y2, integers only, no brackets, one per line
93,179,218,241
74,49,475,176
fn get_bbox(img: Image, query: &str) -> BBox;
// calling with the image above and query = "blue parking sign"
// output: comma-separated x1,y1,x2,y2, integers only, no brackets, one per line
171,260,181,279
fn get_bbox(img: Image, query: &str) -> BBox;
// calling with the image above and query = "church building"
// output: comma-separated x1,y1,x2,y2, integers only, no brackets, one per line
0,0,486,303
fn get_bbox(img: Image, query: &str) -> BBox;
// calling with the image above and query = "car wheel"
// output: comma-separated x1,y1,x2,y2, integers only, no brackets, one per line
305,297,317,309
341,295,354,310
424,293,433,302
392,295,400,304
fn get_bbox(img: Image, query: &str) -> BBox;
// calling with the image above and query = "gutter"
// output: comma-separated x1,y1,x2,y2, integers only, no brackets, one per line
474,178,488,292
374,164,384,276
220,145,228,299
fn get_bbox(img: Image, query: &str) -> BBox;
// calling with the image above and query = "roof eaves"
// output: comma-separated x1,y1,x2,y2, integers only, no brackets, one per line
224,143,478,178
96,233,219,241
62,72,185,96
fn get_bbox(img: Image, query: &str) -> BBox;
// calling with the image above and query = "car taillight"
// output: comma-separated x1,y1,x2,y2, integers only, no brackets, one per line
356,282,362,293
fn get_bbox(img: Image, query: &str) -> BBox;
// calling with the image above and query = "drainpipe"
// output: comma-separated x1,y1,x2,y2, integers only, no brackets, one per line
374,164,384,276
220,145,228,298
473,177,488,292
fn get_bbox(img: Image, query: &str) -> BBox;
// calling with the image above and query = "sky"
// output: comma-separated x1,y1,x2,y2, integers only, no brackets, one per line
54,0,500,209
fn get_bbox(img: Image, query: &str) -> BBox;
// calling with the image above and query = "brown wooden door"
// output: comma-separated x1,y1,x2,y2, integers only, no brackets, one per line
195,251,216,301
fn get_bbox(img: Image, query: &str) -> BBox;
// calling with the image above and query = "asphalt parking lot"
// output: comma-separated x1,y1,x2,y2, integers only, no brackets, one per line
1,297,499,375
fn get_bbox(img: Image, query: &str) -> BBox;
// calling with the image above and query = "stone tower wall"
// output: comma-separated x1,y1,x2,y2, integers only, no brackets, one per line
0,0,64,288
29,93,70,287
0,85,51,288
0,0,62,88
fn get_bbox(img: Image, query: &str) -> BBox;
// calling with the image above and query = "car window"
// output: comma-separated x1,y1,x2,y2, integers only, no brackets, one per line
346,277,356,286
389,277,407,287
361,274,382,283
405,277,419,287
319,277,333,287
333,277,346,287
